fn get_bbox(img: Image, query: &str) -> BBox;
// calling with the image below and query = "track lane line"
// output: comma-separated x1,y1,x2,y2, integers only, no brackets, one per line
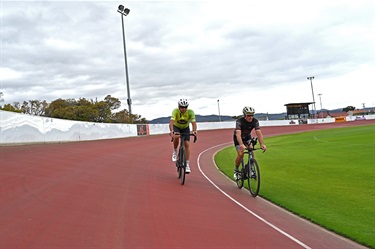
197,142,312,249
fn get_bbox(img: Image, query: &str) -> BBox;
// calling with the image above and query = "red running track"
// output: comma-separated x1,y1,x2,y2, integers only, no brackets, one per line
1,120,373,248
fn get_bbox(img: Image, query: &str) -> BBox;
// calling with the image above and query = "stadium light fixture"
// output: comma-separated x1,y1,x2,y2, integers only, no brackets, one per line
117,5,132,115
307,76,316,119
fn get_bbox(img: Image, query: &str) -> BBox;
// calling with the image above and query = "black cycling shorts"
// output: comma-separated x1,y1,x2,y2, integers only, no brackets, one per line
233,134,251,147
173,126,191,142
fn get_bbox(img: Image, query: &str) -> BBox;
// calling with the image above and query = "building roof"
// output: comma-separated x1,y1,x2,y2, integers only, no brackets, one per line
284,102,314,106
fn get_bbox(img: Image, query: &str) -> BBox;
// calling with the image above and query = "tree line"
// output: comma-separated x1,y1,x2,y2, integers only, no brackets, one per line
0,94,147,124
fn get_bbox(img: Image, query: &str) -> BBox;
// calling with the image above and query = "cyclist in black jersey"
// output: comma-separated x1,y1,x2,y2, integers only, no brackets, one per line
233,106,267,180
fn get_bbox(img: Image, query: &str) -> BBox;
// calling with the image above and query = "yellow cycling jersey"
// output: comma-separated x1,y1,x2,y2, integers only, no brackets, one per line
170,108,196,129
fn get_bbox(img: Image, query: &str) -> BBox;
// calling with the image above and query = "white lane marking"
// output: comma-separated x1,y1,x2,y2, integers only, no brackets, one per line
197,143,312,249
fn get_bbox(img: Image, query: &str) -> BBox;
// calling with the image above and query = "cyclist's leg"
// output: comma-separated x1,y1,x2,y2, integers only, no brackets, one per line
180,127,191,173
233,135,244,179
172,126,181,162
234,135,245,166
235,148,245,166
172,126,181,150
178,126,190,158
185,140,190,159
237,137,254,165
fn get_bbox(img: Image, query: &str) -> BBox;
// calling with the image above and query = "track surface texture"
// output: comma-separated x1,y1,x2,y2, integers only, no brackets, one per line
1,120,373,249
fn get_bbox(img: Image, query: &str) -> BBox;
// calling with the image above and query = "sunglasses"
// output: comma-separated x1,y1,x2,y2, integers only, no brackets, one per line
245,114,254,117
179,106,188,109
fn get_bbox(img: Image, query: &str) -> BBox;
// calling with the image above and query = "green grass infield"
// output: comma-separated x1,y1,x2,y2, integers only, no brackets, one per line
214,124,375,248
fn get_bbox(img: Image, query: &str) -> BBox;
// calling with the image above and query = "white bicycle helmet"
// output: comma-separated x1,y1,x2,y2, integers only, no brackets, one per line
243,106,255,115
178,98,189,107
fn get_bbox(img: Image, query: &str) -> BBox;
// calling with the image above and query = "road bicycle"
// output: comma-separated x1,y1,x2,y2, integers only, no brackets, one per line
171,132,197,185
235,138,264,197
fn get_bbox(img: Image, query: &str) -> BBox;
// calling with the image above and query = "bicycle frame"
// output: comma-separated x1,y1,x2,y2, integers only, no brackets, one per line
171,132,197,185
236,138,263,197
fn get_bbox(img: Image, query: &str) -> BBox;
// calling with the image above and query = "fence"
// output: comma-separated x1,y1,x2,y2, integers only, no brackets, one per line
1,110,374,144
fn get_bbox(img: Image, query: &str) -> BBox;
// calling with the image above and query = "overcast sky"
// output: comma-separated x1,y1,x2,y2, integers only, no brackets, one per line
1,0,374,120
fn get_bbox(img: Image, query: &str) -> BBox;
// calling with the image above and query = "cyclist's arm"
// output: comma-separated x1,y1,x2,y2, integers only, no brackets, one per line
170,109,178,136
191,121,197,134
189,110,197,134
255,129,267,151
235,129,246,151
169,119,175,135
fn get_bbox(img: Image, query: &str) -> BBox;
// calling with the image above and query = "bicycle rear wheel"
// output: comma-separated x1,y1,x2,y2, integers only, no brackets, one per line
179,147,186,185
236,160,244,189
248,158,260,197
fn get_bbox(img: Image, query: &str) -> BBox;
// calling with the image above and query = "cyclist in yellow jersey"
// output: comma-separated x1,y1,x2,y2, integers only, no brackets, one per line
169,99,197,173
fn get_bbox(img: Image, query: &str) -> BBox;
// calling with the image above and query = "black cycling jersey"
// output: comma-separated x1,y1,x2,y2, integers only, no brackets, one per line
233,117,260,146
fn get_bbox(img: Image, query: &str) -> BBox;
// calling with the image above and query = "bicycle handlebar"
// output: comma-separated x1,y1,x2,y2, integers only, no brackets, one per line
170,132,197,143
245,147,266,153
244,137,265,153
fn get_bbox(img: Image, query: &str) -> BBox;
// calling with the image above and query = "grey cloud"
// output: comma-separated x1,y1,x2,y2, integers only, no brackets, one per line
1,1,374,120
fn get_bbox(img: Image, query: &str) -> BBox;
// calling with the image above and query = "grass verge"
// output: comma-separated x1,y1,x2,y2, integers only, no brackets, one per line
215,124,375,248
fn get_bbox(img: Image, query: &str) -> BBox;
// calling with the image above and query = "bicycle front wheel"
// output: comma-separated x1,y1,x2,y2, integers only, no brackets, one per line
248,158,260,197
236,160,244,189
179,147,186,185
177,160,182,179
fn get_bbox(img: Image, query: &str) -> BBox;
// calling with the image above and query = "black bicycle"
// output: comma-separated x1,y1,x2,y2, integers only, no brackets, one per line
171,132,197,185
235,138,264,197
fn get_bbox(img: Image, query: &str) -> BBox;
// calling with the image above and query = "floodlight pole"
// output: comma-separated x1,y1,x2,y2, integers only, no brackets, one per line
217,99,221,122
318,93,322,118
118,5,132,115
307,76,316,118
